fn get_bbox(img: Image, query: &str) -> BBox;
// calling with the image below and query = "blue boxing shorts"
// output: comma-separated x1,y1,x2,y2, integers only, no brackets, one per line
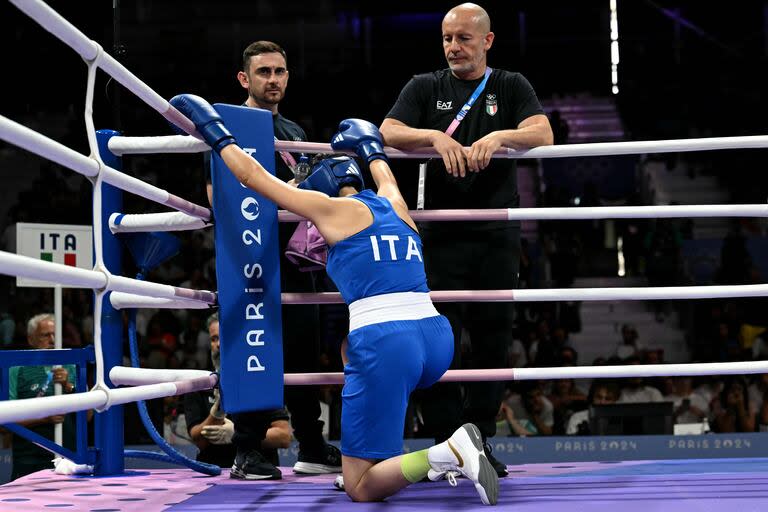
341,314,453,459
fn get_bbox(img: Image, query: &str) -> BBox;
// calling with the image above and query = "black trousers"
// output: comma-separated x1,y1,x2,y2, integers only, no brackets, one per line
416,227,519,442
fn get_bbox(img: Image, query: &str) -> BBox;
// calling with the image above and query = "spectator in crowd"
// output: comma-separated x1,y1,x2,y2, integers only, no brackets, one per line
617,356,664,403
614,323,643,361
547,377,587,433
8,314,77,480
566,381,619,435
183,313,291,477
747,373,768,431
379,2,553,477
693,375,723,413
506,336,528,369
713,377,756,433
499,382,554,436
529,319,558,367
752,331,768,361
558,346,579,366
663,377,709,425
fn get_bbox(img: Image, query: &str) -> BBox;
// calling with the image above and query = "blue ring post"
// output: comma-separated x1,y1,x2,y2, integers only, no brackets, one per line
94,129,125,475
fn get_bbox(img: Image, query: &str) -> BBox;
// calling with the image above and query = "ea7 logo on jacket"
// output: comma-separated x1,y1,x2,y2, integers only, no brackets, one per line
436,100,453,111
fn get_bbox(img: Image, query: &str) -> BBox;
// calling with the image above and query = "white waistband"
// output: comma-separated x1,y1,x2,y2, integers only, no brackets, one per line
348,292,439,332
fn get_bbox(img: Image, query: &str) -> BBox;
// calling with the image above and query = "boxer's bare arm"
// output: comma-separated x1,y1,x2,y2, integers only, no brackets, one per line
369,160,417,233
219,145,371,244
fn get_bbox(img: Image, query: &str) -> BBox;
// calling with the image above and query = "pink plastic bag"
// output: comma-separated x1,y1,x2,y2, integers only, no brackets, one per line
285,221,327,272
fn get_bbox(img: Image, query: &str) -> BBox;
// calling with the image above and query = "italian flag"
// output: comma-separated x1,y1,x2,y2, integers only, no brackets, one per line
41,253,76,266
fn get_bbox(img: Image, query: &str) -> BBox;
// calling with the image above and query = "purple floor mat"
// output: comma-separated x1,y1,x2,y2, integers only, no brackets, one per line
3,460,768,511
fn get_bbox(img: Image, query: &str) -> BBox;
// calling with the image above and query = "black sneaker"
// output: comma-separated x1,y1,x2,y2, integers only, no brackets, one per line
231,448,282,480
484,442,509,478
293,442,342,474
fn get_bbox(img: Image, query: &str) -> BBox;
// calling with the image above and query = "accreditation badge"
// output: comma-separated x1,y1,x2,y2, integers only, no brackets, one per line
486,94,498,116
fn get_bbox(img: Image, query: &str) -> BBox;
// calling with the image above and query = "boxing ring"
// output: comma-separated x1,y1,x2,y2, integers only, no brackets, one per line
2,0,768,509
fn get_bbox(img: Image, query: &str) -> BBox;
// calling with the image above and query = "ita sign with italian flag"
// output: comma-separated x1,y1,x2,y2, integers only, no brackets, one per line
16,223,93,288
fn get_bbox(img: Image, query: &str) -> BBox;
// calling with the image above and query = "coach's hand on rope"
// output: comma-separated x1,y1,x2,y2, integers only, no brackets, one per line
201,418,235,445
169,94,237,154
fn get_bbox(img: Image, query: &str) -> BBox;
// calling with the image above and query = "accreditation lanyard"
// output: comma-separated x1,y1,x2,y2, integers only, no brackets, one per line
444,67,492,137
417,67,492,209
243,101,299,170
274,136,297,168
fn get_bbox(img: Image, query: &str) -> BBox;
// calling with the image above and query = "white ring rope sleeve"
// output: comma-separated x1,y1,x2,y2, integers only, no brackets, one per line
109,135,210,156
110,292,212,310
109,367,216,386
109,212,212,234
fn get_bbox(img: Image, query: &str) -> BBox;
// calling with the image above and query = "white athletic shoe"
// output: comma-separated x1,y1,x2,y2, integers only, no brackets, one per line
333,474,344,491
427,468,461,487
427,423,499,505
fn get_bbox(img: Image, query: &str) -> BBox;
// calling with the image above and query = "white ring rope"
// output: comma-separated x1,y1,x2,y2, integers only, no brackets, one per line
282,284,768,304
107,133,768,159
0,375,217,425
0,251,216,305
278,135,768,159
112,203,768,236
284,360,768,386
5,357,764,423
278,204,768,223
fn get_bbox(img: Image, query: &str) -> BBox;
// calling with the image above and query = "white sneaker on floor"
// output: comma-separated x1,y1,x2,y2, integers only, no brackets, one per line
333,475,344,491
427,423,499,505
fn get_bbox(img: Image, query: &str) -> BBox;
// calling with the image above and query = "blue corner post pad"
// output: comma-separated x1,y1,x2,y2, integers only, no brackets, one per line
210,104,284,414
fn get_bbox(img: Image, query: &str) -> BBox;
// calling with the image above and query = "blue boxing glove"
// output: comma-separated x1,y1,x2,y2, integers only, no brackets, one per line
168,94,236,154
298,156,364,197
330,118,388,164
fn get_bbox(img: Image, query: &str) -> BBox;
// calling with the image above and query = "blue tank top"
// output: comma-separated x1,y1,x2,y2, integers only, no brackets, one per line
326,190,430,304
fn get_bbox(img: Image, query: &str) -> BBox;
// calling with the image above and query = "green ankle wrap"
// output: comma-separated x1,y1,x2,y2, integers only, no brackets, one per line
400,449,430,483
